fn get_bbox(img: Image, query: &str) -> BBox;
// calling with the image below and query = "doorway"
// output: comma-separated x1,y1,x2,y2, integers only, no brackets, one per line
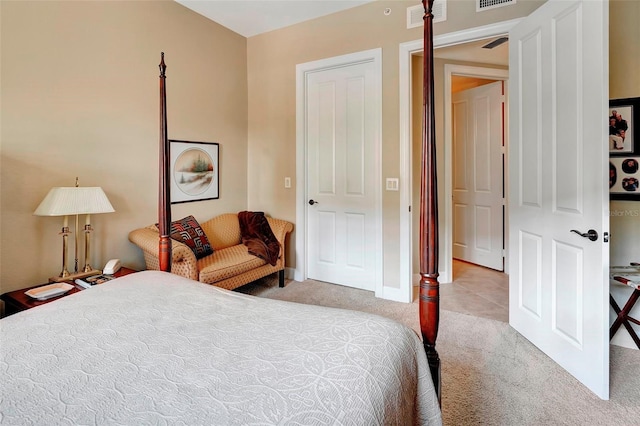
413,60,508,286
401,2,611,399
399,23,521,296
400,0,609,399
451,78,505,271
399,20,520,295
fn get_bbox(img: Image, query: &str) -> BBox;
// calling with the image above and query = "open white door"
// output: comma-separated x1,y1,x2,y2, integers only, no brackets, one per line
509,0,610,399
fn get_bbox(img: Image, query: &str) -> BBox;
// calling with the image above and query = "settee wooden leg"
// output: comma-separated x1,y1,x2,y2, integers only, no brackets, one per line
278,270,285,288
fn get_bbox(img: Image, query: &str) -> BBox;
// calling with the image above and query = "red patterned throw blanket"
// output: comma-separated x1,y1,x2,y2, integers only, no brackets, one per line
238,211,280,266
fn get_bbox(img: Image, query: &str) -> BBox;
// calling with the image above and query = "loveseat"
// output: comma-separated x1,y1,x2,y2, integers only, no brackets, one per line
128,213,293,290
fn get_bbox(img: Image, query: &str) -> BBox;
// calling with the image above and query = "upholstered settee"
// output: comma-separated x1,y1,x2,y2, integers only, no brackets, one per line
128,213,293,290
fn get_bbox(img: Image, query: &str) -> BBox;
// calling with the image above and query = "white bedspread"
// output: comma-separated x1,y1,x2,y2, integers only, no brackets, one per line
0,271,441,425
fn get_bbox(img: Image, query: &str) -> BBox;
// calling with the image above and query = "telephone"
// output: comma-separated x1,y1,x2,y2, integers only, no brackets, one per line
103,259,122,275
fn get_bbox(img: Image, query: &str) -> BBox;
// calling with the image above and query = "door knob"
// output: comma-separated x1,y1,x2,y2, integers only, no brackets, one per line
570,229,598,241
308,199,318,205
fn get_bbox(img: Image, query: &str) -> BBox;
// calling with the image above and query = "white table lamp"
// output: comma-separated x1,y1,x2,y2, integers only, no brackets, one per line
34,182,115,282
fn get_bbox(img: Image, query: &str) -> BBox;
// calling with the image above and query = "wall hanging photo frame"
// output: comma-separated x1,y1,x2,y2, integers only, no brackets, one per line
610,157,640,201
609,98,640,201
170,140,219,204
609,97,638,156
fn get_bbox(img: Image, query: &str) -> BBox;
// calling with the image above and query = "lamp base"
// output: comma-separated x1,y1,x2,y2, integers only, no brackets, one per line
49,269,102,283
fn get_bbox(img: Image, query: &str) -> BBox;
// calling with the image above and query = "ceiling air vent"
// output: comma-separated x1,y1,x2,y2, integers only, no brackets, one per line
477,0,516,12
407,0,447,29
482,37,508,49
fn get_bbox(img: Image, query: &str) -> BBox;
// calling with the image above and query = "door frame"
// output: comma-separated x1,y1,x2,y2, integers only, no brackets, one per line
447,65,509,272
294,48,384,297
399,18,521,299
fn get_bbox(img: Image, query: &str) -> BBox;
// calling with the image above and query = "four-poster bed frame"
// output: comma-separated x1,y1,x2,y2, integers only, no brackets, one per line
418,0,441,399
156,0,441,400
0,5,442,423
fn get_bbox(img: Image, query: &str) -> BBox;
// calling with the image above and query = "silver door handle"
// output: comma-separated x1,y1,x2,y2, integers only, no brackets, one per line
570,229,598,241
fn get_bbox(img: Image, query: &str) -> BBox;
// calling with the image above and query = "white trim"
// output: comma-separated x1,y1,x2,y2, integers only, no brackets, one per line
399,18,521,300
295,48,384,297
433,18,523,48
284,267,295,280
399,39,423,302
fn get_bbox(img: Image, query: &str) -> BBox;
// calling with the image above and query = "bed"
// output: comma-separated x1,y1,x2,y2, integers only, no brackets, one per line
0,271,440,424
0,1,442,424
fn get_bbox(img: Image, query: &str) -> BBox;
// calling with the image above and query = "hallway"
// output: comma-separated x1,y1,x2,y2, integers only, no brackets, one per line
439,259,509,323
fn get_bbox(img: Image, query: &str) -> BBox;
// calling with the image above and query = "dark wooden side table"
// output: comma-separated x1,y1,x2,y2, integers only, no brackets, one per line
0,267,136,317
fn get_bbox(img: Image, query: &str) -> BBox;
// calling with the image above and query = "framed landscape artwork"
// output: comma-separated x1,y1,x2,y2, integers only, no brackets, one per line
170,140,219,204
609,98,640,200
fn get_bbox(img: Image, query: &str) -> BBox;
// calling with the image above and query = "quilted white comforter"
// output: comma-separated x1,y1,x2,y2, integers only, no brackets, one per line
0,271,441,425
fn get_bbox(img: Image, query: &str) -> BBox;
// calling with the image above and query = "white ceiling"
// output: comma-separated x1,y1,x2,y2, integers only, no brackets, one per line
175,0,508,66
434,38,508,66
175,0,375,38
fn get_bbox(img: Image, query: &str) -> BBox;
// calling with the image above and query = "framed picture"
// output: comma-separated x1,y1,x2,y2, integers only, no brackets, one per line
170,140,219,204
610,157,640,200
609,98,639,156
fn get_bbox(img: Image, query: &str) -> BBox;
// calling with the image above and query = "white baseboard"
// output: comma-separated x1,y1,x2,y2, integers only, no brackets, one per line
413,273,420,287
285,267,295,281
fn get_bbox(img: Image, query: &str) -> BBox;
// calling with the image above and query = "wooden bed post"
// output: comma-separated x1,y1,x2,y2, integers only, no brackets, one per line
158,52,172,272
420,0,441,403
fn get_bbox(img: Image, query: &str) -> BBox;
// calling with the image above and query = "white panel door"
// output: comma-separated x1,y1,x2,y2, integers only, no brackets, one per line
306,61,379,291
452,81,504,271
509,0,610,399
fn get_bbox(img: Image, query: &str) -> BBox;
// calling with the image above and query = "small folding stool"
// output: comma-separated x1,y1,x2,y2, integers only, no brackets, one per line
609,263,640,349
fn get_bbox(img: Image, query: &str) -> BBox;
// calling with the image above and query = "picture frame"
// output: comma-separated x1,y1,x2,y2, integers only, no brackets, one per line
610,156,640,201
169,140,219,204
609,97,639,156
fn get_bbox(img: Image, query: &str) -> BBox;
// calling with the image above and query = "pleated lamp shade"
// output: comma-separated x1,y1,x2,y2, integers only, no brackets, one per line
34,187,115,216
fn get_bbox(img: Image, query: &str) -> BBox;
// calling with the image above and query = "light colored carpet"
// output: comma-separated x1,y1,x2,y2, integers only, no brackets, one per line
240,276,640,426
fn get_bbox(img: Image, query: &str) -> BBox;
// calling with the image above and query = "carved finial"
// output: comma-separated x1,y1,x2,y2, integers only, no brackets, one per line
422,0,434,19
159,52,166,78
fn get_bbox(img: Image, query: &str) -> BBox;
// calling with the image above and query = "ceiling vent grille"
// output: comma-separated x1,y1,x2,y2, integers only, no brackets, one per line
477,0,516,12
482,36,509,49
407,0,447,29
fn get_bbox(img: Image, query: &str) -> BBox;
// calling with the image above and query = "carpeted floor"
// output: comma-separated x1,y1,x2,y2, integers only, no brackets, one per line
240,276,640,426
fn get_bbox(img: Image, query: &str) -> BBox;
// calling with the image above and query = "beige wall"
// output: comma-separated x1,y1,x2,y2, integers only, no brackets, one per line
3,0,632,297
451,76,498,93
0,0,248,293
247,0,544,287
610,0,640,267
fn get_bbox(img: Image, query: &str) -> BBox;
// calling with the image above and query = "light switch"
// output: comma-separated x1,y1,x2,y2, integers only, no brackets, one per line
386,178,399,191
284,177,291,188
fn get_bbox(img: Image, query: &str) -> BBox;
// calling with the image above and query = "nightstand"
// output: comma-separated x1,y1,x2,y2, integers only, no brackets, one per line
0,267,136,317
